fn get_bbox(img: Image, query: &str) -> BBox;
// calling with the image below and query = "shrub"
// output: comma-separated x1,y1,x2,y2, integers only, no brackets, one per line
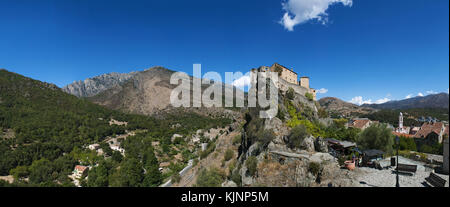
224,149,234,161
257,129,275,147
308,162,321,176
231,171,242,186
195,168,226,187
318,108,328,118
171,173,181,184
276,106,286,121
232,135,241,145
246,156,258,177
288,125,309,149
286,87,295,100
199,142,216,159
228,160,236,175
305,93,314,101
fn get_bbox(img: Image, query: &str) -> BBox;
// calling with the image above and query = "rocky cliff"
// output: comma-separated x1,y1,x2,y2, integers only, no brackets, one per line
229,85,356,187
62,71,137,97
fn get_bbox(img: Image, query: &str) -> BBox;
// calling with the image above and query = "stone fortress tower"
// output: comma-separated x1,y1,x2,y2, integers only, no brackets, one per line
251,63,317,100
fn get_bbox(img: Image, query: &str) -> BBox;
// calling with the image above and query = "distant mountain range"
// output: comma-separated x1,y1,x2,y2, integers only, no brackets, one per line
361,93,449,109
319,93,449,118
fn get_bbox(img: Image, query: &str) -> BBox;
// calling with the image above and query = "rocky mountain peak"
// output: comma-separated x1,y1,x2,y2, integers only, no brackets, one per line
62,71,137,97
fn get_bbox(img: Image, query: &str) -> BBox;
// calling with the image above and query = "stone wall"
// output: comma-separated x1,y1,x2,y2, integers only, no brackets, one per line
444,137,449,174
280,68,298,85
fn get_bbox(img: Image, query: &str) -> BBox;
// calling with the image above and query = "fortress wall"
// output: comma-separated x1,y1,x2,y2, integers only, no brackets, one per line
278,77,311,97
280,69,298,85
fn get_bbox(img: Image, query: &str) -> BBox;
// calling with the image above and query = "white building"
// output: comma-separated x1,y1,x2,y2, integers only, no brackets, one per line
395,112,410,134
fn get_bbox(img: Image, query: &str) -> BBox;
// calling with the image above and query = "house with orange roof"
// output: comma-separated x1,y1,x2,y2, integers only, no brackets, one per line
349,119,372,130
73,165,88,179
414,122,446,145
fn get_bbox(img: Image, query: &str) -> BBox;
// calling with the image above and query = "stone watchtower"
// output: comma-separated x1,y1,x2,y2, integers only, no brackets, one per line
300,77,309,89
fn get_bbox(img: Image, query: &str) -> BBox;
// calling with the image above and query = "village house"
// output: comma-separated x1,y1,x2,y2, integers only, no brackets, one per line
348,118,373,130
414,121,446,145
73,165,88,179
410,126,421,135
110,144,125,154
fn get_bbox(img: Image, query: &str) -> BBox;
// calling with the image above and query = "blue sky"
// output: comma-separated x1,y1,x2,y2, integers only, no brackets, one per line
0,0,448,104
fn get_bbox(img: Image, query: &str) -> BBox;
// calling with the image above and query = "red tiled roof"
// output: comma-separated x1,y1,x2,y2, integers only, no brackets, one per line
414,122,444,138
75,165,88,172
351,119,370,129
392,132,414,138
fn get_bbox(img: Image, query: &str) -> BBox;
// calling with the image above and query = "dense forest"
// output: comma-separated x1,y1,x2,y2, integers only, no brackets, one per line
0,69,231,186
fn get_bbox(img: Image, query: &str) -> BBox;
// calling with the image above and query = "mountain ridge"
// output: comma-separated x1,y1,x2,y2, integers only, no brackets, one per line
62,71,138,97
361,93,449,109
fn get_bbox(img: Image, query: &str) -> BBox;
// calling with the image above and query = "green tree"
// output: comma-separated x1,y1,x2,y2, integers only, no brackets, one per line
29,158,54,184
142,165,162,187
87,163,109,187
357,124,394,153
119,158,144,187
111,151,123,163
100,142,113,156
10,166,29,180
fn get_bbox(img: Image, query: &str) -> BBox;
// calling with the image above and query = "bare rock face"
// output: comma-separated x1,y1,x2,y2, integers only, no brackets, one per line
87,67,178,115
301,136,315,152
63,72,137,97
221,180,238,187
314,137,328,153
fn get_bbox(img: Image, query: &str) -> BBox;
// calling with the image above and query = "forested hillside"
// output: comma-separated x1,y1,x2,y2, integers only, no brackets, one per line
0,69,231,186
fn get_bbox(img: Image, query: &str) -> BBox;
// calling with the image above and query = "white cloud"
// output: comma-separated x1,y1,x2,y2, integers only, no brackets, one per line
349,96,390,106
374,98,390,104
417,92,424,97
405,94,413,99
349,96,372,106
426,90,437,94
279,0,353,31
232,75,251,89
317,88,328,94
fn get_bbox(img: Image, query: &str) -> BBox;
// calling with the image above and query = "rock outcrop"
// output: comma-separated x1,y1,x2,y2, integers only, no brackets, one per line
63,72,137,97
